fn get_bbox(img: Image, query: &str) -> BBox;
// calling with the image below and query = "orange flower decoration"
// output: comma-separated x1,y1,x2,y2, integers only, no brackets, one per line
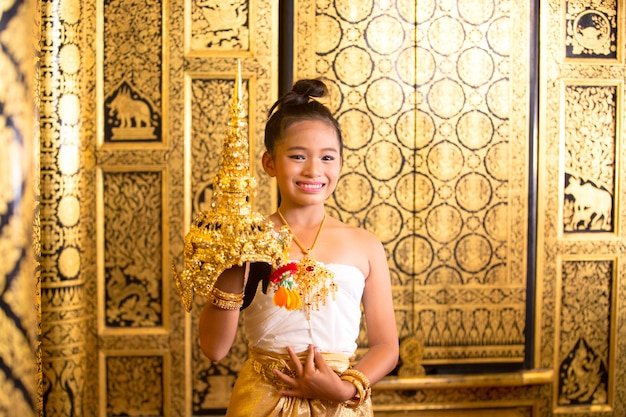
270,262,301,310
272,286,302,310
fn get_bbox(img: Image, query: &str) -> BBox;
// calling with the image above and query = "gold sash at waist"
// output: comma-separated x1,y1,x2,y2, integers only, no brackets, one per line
249,347,351,386
226,348,372,417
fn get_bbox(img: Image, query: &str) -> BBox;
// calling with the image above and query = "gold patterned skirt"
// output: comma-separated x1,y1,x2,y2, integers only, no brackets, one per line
225,347,373,417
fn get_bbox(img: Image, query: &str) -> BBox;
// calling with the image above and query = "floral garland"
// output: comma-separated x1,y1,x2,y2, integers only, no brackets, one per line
269,262,301,310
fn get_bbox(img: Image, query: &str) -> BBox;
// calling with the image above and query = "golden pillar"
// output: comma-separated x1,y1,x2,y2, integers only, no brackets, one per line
39,0,96,414
0,0,39,416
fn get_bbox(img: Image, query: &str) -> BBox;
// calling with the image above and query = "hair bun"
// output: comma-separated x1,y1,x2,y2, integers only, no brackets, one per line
292,79,327,99
282,79,328,107
264,78,342,156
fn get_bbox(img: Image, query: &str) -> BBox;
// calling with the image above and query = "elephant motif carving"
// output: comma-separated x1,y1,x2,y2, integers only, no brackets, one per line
109,85,152,128
105,81,159,141
564,176,612,231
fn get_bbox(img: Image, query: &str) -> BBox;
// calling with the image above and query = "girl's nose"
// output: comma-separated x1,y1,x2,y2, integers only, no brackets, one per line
303,158,321,176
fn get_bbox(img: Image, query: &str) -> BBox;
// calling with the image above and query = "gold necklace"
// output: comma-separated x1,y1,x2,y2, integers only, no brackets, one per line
276,209,337,318
277,209,326,255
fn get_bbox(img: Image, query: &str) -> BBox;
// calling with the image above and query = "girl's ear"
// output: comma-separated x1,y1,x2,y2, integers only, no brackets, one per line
262,151,276,177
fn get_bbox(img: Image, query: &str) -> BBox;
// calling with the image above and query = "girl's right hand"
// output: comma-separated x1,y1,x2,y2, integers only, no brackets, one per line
273,345,357,402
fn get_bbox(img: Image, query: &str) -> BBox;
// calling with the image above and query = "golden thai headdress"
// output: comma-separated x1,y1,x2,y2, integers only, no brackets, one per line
173,61,291,312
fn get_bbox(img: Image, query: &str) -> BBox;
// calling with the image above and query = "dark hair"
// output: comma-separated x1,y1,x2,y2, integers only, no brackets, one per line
264,79,343,157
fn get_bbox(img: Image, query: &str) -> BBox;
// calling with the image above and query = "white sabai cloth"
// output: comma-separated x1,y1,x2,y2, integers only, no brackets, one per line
243,263,365,356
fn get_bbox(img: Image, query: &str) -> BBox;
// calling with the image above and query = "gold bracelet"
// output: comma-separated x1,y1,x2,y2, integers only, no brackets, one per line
340,368,371,408
340,375,365,408
210,286,244,310
211,286,244,301
210,295,242,310
342,368,371,390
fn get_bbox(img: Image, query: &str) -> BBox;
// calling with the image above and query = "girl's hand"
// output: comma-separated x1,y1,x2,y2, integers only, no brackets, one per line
272,345,356,402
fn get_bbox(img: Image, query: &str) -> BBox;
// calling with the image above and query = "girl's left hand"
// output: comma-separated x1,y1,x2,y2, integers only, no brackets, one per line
272,345,355,402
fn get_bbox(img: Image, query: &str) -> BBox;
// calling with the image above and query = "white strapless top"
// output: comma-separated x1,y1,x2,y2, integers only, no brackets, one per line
243,263,365,356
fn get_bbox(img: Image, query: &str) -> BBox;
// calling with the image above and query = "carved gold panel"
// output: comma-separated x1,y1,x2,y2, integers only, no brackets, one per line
295,0,532,367
99,0,168,146
99,350,170,416
564,0,621,62
561,80,620,235
554,256,617,411
185,0,256,56
96,167,169,334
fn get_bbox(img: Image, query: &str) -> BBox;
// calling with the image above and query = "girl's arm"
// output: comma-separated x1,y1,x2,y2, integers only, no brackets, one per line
198,265,246,362
352,236,399,384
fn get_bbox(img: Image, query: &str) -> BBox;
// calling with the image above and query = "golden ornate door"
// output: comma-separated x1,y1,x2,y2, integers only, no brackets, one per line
293,0,533,372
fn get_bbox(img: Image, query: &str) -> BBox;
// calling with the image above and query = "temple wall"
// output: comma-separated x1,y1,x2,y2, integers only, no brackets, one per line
2,0,623,416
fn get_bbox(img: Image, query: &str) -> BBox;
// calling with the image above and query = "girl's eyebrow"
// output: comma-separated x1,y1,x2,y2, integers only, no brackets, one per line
285,145,339,153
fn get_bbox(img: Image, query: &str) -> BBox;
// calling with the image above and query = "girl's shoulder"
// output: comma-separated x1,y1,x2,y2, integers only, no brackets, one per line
327,215,376,233
321,216,385,279
325,216,384,250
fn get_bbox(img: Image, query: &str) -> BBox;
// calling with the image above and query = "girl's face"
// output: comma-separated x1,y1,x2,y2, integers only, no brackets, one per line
263,119,342,207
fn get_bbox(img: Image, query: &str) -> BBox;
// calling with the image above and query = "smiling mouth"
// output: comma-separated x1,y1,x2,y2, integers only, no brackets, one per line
297,182,325,190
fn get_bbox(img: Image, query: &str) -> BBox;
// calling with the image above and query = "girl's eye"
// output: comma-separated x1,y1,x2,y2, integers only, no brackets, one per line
322,155,336,161
289,155,305,160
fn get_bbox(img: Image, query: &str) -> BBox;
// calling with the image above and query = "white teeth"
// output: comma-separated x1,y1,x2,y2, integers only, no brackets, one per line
300,183,323,189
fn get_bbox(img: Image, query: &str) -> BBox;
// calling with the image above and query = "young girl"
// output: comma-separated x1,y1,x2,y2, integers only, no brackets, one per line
198,79,398,416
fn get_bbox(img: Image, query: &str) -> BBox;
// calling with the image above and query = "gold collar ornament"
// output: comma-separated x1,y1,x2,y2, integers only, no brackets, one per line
173,61,291,312
271,209,337,319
